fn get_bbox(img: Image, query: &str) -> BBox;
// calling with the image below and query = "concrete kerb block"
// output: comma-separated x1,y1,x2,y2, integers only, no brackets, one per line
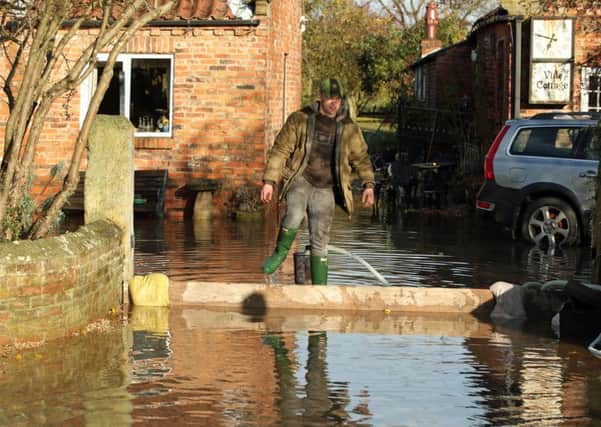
169,281,495,315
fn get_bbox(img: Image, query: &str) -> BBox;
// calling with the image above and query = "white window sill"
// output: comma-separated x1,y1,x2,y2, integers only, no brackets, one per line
135,131,172,138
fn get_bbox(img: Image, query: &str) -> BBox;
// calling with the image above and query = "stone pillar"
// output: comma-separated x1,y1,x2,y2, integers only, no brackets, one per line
86,115,135,299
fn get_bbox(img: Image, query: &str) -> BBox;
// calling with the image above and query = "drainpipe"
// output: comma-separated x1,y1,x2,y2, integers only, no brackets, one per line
513,17,523,119
282,53,288,126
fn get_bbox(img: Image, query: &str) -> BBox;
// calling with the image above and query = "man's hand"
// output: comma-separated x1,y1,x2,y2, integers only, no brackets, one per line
362,187,374,208
261,183,274,204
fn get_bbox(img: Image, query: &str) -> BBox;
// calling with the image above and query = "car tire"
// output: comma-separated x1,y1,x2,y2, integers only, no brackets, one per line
520,197,580,247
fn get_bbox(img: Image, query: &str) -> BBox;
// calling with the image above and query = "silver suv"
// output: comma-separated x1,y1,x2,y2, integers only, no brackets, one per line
476,112,600,247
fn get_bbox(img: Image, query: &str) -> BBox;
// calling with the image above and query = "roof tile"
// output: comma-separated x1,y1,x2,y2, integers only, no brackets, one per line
174,0,234,20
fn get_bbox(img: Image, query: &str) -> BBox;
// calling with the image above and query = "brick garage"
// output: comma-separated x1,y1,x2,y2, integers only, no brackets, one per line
0,0,302,218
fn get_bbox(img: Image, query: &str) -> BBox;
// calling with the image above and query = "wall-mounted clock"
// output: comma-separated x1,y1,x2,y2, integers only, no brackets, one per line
531,18,573,61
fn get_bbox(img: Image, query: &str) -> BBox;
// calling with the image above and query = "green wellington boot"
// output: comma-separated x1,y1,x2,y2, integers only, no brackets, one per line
310,255,328,285
262,227,298,275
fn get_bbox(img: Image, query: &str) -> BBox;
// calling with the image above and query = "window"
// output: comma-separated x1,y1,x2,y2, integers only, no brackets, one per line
581,67,601,112
581,128,599,160
415,66,426,102
81,54,174,137
510,126,592,159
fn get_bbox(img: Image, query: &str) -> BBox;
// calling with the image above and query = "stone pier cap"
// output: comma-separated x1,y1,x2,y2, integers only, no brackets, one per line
170,281,494,315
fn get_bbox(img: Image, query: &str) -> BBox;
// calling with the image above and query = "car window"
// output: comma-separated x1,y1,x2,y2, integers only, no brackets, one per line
581,128,599,160
510,126,586,158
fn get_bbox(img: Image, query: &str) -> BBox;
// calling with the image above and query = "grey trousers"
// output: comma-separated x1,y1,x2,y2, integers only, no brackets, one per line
281,175,335,257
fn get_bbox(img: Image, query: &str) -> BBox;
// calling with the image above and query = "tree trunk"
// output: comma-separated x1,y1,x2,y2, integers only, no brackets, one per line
0,0,176,241
347,95,358,120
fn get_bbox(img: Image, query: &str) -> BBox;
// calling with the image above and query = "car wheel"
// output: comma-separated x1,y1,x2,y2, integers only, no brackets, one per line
521,197,579,247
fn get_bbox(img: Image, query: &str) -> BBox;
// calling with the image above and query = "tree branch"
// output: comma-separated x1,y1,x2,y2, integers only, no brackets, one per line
0,4,57,226
30,0,176,239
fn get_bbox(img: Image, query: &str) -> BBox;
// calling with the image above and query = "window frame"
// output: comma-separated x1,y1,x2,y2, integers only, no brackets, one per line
581,66,601,113
509,125,591,159
80,53,175,138
415,65,426,102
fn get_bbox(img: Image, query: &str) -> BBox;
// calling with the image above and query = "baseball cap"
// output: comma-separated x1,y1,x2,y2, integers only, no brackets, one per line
319,78,344,98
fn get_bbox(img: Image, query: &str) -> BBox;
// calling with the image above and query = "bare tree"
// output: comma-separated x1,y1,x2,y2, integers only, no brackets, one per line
0,0,177,241
360,0,496,28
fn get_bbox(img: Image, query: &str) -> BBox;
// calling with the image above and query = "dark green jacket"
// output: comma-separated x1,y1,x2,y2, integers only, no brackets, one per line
263,101,375,217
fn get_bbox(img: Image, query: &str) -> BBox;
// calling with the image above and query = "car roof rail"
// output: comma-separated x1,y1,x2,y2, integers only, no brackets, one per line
529,111,601,120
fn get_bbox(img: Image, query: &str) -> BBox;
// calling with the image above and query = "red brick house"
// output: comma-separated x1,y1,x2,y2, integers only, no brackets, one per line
0,0,303,218
407,2,601,163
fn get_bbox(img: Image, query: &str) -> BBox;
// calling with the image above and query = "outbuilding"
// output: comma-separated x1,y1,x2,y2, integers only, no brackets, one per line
403,1,600,170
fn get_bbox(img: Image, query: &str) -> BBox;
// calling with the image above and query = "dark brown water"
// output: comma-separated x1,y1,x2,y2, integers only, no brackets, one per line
6,208,596,426
134,207,592,288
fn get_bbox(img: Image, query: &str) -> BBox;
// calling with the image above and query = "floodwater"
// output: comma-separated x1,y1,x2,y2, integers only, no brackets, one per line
2,207,600,426
134,206,593,288
2,307,601,426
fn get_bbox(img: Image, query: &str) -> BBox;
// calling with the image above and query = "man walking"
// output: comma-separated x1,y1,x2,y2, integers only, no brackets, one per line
260,78,375,285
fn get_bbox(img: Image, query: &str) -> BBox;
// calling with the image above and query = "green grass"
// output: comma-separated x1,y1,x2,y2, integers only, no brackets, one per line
356,116,398,154
355,116,395,132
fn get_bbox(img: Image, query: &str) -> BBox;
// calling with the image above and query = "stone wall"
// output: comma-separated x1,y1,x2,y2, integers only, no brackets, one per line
0,220,124,345
265,0,303,148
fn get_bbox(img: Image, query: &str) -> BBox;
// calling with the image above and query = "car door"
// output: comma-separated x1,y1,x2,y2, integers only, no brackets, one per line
572,126,599,212
501,125,597,211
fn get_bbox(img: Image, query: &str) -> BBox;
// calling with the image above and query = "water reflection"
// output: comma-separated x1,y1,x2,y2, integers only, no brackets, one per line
133,208,592,288
0,325,133,425
157,308,601,426
263,331,355,425
134,215,272,284
41,211,599,426
464,325,601,425
1,308,600,426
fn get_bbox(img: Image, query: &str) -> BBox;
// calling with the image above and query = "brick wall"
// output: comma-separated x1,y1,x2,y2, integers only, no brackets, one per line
413,12,601,153
472,22,513,147
265,0,303,146
0,2,303,218
432,43,473,108
131,23,273,216
0,220,123,345
560,18,599,115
